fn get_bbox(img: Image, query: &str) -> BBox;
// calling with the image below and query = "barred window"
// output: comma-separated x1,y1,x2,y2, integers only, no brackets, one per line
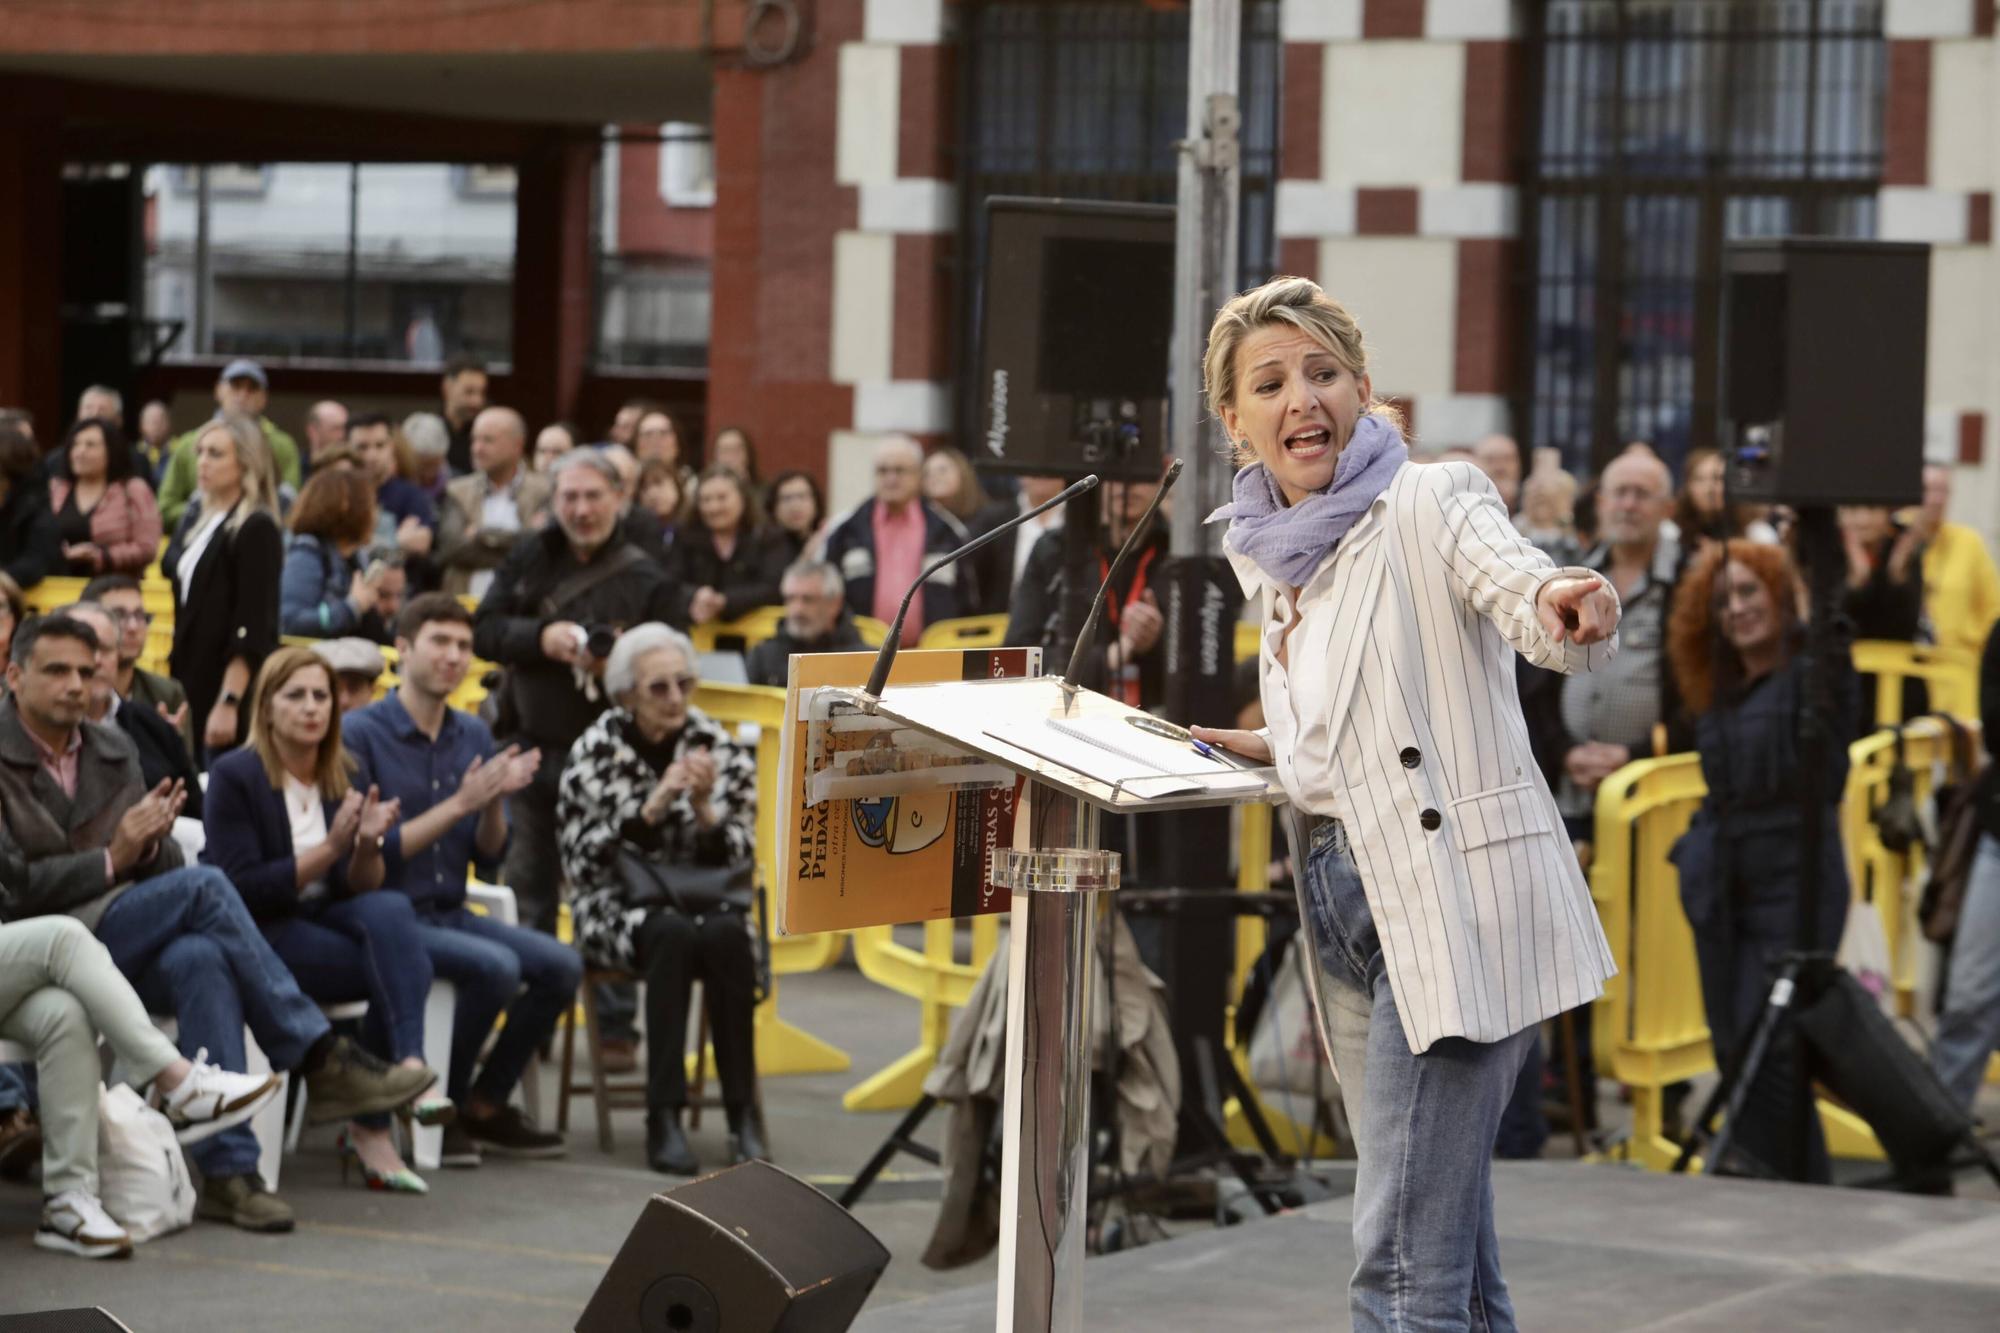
1524,0,1885,474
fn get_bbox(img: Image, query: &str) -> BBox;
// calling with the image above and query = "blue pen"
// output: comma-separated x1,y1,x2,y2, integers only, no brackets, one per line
1191,737,1239,766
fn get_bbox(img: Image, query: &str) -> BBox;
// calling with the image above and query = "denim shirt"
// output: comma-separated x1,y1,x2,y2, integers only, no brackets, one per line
343,691,501,912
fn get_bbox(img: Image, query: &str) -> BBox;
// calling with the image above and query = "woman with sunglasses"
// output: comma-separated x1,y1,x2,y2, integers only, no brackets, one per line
556,623,761,1178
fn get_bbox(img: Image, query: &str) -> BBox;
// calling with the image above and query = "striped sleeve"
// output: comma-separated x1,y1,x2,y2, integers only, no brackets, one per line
1420,463,1619,675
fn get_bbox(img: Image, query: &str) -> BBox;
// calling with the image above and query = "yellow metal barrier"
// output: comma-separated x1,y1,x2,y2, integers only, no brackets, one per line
916,614,1008,650
1851,639,1978,727
692,682,851,1076
21,576,88,614
1591,741,1906,1169
843,915,1002,1111
689,606,787,655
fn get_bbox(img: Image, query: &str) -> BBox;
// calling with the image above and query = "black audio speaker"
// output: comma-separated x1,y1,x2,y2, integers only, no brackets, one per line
1720,239,1929,507
976,197,1176,481
0,1312,135,1333
575,1160,890,1333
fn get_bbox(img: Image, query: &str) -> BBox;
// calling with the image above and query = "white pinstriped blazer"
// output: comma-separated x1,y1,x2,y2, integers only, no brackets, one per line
1235,460,1621,1054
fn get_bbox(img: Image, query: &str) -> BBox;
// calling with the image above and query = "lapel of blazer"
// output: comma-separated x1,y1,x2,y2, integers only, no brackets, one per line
1316,471,1406,741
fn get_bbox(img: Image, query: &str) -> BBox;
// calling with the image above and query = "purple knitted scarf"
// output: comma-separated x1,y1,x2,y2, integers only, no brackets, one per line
1206,413,1409,586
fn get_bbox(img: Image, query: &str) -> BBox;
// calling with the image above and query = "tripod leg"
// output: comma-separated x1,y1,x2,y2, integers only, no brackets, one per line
1705,966,1802,1176
839,1093,937,1209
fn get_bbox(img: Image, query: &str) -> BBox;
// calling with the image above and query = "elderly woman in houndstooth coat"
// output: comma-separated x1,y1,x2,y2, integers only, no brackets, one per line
556,623,761,1177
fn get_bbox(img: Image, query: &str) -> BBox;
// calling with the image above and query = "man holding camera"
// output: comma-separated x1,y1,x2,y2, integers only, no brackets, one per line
473,450,678,936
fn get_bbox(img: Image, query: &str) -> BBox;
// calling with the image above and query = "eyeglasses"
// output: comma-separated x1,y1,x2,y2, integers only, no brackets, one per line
640,675,698,699
875,464,917,476
108,609,153,626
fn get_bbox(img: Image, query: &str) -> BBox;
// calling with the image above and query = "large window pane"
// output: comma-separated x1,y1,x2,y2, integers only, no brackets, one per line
594,127,713,372
144,162,515,366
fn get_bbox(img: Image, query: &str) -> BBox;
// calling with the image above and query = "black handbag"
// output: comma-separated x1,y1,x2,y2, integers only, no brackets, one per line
614,846,754,917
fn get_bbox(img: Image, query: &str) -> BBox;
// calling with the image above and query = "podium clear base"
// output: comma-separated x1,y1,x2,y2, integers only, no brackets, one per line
990,785,1118,1333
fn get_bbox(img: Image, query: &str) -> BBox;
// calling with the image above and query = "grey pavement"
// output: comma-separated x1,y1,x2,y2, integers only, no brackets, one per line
1,951,1996,1330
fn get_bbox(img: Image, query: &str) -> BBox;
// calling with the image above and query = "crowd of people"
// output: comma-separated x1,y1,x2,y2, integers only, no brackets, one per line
1,340,1998,1266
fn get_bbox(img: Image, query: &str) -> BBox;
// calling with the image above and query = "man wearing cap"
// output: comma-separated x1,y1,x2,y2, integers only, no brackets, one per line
155,361,302,528
313,638,389,717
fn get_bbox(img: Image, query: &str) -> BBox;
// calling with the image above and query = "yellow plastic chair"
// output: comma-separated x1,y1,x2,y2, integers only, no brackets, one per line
689,605,787,656
916,614,1008,650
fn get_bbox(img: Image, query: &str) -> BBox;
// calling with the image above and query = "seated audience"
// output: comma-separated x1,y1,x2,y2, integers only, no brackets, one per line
157,360,302,528
1840,503,1928,719
350,413,438,589
282,469,395,642
921,446,1003,538
637,460,687,559
973,473,1064,617
83,573,193,757
300,400,349,477
204,647,442,1193
667,466,790,628
135,399,174,483
1675,447,1777,562
824,437,976,646
1006,478,1166,707
599,442,666,553
766,469,827,563
49,418,161,578
440,355,488,474
1473,433,1524,514
0,615,434,1231
161,414,284,760
346,594,579,1164
0,915,281,1258
709,426,762,495
534,420,579,472
0,570,23,671
58,602,201,819
1515,466,1580,568
559,624,762,1175
438,406,551,599
402,411,453,506
1667,542,1857,1183
745,559,869,687
606,397,659,451
0,425,60,591
315,637,389,716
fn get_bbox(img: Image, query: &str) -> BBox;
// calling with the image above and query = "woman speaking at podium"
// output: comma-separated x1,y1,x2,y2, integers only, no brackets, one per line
1189,276,1621,1332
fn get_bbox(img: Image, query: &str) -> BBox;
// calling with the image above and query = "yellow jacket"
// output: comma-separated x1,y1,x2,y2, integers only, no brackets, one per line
1923,521,2000,716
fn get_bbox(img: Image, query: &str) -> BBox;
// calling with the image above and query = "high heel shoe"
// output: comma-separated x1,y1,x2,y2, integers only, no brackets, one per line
335,1128,429,1195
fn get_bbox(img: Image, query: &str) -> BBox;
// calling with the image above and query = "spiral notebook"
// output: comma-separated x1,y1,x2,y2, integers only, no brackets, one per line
984,714,1266,797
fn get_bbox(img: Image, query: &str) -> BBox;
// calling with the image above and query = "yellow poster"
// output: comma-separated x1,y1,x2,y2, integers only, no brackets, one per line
776,648,1033,934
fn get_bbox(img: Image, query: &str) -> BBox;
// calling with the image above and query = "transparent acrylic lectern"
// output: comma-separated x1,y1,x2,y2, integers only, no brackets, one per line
802,674,1281,1333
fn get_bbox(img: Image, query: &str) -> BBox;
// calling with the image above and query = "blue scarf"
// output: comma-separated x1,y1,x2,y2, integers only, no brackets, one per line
1206,413,1409,586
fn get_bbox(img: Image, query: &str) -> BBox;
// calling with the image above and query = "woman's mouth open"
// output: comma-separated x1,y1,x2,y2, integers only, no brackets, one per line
1284,425,1331,459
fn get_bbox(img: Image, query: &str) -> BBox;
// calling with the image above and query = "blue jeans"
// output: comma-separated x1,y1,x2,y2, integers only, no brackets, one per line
1935,833,2000,1108
416,906,581,1106
0,1062,34,1112
1304,823,1534,1333
263,892,434,1063
95,866,332,1179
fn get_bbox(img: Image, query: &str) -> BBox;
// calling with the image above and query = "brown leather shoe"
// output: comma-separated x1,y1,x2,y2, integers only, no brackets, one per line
598,1037,639,1075
0,1108,41,1182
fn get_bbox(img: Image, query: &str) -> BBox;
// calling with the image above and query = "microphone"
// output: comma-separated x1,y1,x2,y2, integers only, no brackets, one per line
861,473,1100,700
1060,459,1183,707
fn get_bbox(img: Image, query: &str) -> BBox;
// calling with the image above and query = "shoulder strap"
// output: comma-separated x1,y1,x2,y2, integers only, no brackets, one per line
537,542,654,619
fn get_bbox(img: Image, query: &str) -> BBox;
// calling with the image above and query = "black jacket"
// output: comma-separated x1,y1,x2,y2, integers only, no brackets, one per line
0,481,62,591
472,522,680,754
822,500,975,630
665,524,792,627
112,699,203,820
744,615,870,687
161,502,283,756
1979,620,2000,840
1004,527,1168,706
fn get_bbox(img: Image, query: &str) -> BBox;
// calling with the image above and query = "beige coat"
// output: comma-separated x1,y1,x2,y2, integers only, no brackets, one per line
436,468,553,597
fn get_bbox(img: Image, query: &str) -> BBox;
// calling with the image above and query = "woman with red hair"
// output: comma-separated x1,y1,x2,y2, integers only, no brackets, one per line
1665,539,1858,1182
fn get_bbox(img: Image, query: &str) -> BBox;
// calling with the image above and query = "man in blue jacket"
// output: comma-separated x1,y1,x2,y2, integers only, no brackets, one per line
345,592,582,1166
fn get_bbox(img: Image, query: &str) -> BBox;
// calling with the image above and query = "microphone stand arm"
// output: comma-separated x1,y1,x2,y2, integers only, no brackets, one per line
1059,460,1183,710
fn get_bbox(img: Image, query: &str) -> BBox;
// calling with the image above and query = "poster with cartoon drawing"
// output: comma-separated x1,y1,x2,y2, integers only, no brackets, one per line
776,648,1034,934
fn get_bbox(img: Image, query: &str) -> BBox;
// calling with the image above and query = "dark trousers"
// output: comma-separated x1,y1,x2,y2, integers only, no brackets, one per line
501,764,564,936
262,891,433,1064
635,909,757,1115
416,905,583,1105
1690,853,1847,1184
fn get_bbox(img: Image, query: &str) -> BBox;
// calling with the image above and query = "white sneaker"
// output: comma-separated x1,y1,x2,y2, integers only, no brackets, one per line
36,1189,132,1259
148,1049,283,1145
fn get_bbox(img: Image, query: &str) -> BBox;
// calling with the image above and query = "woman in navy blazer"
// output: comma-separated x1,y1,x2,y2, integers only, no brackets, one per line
204,646,443,1192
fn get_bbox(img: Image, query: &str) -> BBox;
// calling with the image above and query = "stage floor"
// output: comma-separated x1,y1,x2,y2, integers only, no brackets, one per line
859,1161,2000,1331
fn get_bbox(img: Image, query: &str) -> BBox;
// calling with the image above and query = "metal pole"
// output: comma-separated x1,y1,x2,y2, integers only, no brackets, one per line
995,786,1114,1332
193,165,212,355
1168,0,1242,556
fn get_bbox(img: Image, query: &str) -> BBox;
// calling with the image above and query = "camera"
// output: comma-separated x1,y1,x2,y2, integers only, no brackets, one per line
585,624,620,660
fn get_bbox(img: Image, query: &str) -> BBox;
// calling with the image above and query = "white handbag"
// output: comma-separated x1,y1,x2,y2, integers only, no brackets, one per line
97,1084,196,1242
